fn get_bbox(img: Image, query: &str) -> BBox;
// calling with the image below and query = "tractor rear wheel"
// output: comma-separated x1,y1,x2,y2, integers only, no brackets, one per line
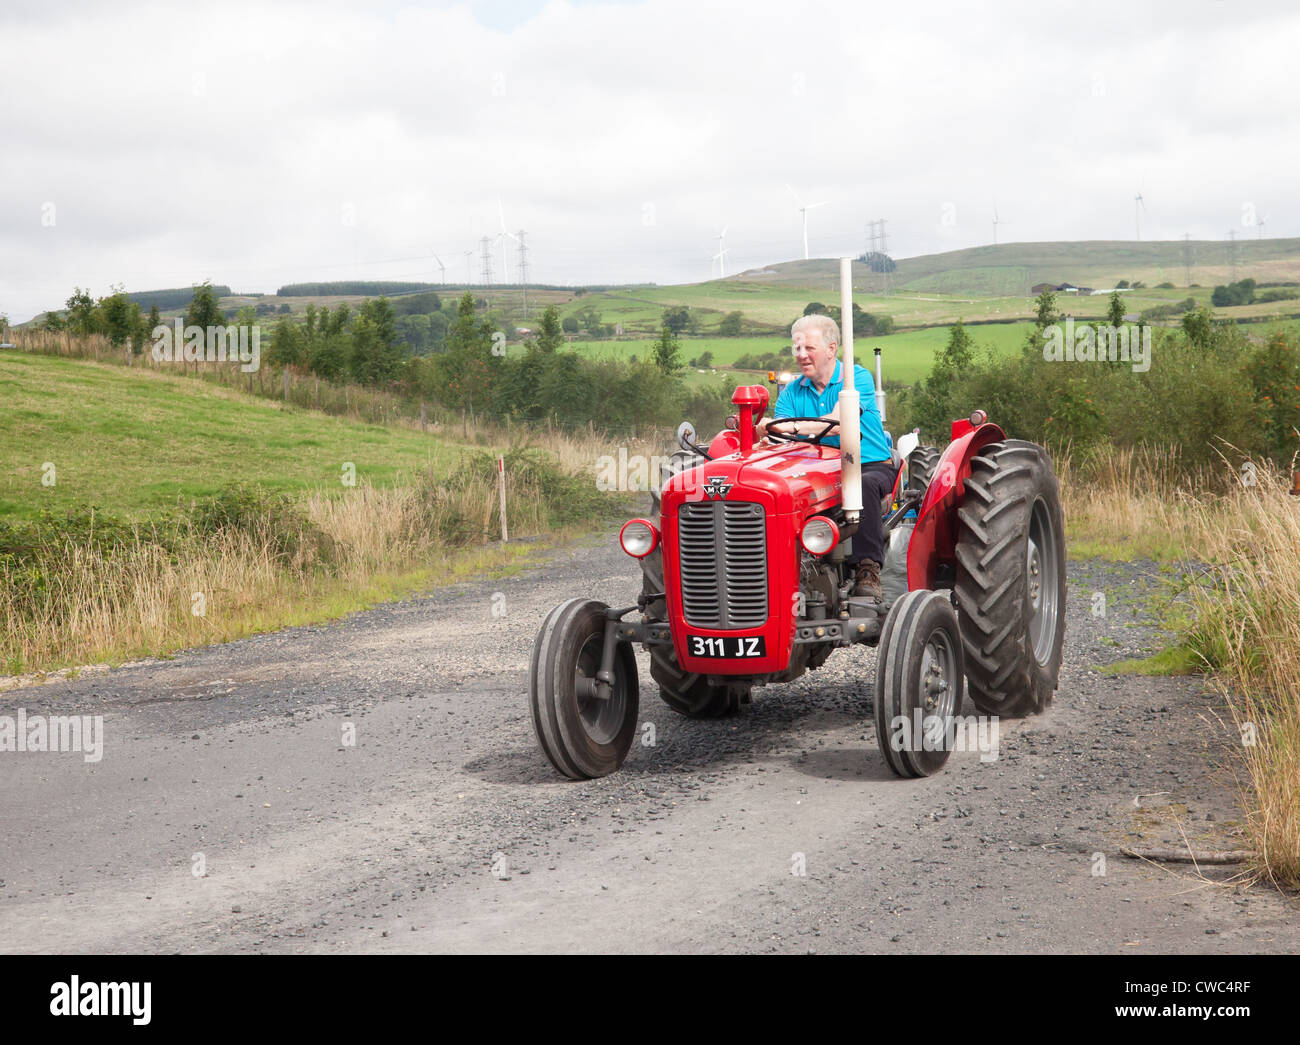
640,547,741,718
874,589,965,777
909,445,941,491
953,440,1066,717
530,598,639,779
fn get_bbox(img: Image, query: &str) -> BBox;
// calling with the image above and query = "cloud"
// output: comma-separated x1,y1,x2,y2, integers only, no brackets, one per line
2,0,1298,321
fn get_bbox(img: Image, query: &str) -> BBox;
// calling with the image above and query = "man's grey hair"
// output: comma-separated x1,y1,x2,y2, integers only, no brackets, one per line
790,313,840,356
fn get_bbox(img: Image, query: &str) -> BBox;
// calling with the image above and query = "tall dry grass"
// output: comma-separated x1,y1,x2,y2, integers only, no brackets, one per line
0,446,624,677
1056,443,1300,887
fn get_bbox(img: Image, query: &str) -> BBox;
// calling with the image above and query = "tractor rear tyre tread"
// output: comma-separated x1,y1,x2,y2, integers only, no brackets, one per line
910,445,941,491
953,440,1066,717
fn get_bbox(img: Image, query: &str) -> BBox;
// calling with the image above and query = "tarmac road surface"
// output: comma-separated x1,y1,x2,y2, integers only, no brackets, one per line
2,519,1296,954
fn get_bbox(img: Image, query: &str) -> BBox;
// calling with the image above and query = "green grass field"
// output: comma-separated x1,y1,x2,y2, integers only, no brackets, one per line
547,321,1033,387
0,352,460,523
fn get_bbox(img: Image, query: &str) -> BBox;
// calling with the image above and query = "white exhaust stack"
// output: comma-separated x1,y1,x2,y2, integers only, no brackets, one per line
838,257,862,524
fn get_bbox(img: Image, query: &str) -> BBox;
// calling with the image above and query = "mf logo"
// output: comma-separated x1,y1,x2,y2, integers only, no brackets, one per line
703,476,732,500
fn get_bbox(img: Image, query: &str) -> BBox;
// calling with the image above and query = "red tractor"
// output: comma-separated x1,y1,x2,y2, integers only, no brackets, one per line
530,265,1065,780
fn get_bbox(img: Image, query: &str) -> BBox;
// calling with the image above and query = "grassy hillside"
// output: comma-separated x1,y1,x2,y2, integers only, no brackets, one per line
735,238,1300,295
0,349,627,676
0,352,460,523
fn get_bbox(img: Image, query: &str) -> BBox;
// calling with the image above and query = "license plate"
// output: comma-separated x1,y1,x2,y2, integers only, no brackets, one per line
687,635,767,658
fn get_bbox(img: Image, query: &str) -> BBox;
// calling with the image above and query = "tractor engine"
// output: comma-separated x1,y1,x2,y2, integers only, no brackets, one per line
652,433,851,685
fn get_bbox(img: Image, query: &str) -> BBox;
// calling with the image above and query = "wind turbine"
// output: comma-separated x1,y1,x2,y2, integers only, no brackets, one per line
1134,190,1145,241
786,184,827,260
1256,211,1270,239
992,201,1007,246
431,250,446,283
713,226,730,278
464,250,474,283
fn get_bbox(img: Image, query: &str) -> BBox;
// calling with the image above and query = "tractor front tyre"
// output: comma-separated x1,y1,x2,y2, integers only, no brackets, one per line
640,547,740,718
953,440,1066,717
530,598,639,779
874,589,965,777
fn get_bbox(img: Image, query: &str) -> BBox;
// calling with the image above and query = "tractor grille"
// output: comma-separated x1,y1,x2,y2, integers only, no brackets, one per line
677,501,768,629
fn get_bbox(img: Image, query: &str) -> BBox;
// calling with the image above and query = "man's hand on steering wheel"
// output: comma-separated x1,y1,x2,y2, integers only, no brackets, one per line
762,415,840,446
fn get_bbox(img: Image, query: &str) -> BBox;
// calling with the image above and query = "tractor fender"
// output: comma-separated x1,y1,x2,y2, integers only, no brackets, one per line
905,421,1006,590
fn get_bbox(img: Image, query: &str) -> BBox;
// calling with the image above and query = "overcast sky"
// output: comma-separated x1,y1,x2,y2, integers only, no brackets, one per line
2,0,1297,322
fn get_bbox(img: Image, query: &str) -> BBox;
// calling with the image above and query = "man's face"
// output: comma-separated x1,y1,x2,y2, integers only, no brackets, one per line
793,327,837,384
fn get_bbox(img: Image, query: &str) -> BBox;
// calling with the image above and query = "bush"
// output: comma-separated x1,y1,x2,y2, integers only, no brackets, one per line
183,485,338,569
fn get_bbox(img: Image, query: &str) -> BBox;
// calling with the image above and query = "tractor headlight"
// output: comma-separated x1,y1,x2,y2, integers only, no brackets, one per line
800,516,839,556
619,519,659,558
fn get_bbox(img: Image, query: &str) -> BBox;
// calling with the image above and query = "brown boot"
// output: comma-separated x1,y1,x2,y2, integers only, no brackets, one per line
851,560,883,600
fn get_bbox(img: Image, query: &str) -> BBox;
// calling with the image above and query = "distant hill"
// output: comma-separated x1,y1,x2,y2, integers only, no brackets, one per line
734,238,1300,297
126,285,233,310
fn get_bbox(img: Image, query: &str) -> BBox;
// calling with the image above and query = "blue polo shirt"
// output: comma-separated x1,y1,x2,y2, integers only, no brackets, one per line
773,361,893,462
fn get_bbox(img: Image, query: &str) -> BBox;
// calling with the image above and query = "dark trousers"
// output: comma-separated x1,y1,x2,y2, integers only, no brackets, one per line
849,460,899,566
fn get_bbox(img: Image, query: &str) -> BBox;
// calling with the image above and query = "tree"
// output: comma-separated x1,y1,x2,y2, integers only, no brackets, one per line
858,251,896,273
662,306,690,335
561,316,580,335
186,281,225,331
147,304,162,335
1022,287,1060,359
267,316,305,368
129,302,147,354
1181,306,1217,351
100,286,134,346
439,291,497,412
652,324,683,376
803,302,829,316
913,319,976,438
397,313,432,353
1106,290,1125,328
65,287,99,335
347,298,405,384
718,311,743,336
1033,288,1060,329
537,305,563,353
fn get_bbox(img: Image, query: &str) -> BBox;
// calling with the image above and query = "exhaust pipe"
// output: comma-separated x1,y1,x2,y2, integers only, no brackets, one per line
874,346,886,423
838,257,862,525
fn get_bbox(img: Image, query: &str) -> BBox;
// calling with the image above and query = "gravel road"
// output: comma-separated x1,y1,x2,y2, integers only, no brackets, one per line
2,512,1296,954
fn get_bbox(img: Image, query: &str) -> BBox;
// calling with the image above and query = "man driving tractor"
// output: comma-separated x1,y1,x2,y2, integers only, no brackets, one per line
756,313,896,600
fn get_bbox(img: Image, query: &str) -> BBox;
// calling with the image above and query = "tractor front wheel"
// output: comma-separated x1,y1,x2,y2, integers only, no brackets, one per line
874,589,966,777
530,598,639,779
954,440,1066,717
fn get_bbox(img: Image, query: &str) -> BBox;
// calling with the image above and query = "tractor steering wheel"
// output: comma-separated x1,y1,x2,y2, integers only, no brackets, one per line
764,416,840,447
